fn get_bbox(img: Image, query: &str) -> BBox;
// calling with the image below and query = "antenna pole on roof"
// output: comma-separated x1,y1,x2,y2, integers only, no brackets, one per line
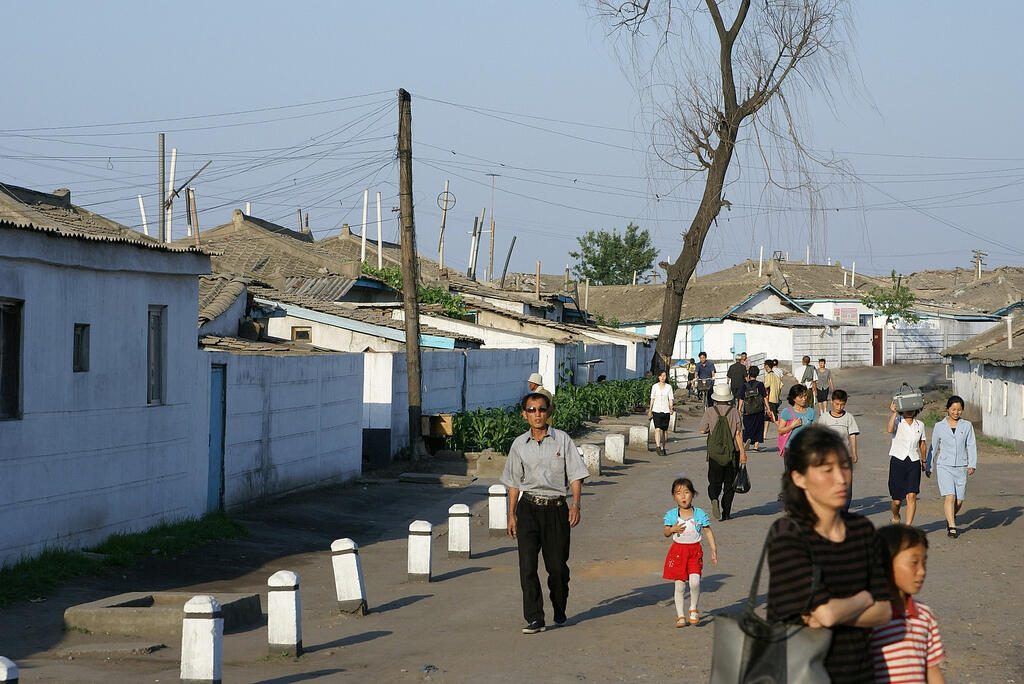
165,148,176,243
297,209,302,232
535,260,541,300
158,134,165,243
486,173,499,282
466,216,479,278
397,88,426,461
499,235,517,289
137,194,149,237
376,191,383,270
188,188,200,249
361,189,369,263
758,245,763,277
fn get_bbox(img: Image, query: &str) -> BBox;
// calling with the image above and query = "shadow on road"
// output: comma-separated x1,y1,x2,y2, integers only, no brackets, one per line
254,669,346,683
472,546,514,559
372,594,432,614
568,583,666,623
961,506,1024,531
432,567,488,582
303,630,391,654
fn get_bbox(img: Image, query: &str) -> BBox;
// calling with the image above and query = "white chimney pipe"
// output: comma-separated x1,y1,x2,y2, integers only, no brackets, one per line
758,245,763,277
1008,314,1014,350
852,262,856,288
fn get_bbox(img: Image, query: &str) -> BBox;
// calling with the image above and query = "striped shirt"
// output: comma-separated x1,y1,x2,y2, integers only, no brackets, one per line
870,597,945,683
767,515,891,684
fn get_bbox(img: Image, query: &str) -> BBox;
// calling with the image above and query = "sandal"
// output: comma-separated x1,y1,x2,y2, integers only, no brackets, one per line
675,616,687,628
688,609,699,625
947,527,959,538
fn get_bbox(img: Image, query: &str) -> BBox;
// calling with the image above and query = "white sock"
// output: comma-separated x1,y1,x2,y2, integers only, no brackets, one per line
674,580,687,617
688,573,701,611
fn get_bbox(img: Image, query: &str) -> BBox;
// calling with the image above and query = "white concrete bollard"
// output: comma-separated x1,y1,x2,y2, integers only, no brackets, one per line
581,444,602,476
180,595,223,684
408,520,433,582
267,570,303,656
605,433,625,464
628,425,648,449
448,504,471,559
488,484,508,537
331,538,367,616
0,657,18,683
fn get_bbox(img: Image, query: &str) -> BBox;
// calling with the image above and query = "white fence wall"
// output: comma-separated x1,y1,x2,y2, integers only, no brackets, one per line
581,342,628,382
208,352,364,509
465,348,540,410
792,326,872,368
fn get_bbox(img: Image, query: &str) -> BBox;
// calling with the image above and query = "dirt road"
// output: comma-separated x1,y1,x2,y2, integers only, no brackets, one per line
2,364,1022,682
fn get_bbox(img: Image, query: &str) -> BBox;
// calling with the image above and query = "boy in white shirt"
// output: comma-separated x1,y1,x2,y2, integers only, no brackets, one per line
886,403,927,526
818,389,860,511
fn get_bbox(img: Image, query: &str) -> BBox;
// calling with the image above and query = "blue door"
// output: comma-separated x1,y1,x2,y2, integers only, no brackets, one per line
732,333,746,356
207,364,226,512
690,324,704,359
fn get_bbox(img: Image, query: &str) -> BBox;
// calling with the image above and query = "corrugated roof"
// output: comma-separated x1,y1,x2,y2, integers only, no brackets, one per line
731,313,840,328
0,184,206,254
198,275,247,328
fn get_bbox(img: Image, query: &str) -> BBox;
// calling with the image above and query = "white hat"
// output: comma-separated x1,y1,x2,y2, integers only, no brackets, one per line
528,372,544,386
710,383,734,403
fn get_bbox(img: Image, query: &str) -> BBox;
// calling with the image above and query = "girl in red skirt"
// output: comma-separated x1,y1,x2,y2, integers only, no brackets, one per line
663,477,718,626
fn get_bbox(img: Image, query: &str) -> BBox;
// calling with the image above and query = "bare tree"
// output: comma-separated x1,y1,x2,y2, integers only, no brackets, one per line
596,0,858,371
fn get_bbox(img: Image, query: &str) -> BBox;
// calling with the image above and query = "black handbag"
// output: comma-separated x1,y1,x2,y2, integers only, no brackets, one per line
710,526,832,683
733,464,751,494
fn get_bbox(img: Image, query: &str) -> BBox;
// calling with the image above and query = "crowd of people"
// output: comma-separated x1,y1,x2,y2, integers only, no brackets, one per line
501,360,972,681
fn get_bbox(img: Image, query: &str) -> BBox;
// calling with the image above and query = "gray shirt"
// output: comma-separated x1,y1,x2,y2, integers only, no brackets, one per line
500,427,589,497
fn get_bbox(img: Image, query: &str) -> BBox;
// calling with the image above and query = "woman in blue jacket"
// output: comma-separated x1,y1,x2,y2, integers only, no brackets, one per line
926,395,977,538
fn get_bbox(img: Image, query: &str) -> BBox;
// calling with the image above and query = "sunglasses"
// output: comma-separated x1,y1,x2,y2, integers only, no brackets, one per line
524,406,549,414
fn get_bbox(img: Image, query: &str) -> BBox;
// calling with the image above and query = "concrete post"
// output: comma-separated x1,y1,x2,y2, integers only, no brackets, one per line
488,484,507,537
0,657,18,683
605,433,625,464
267,570,303,656
448,504,471,559
581,444,601,476
408,520,433,582
628,426,648,449
330,539,367,616
180,595,222,684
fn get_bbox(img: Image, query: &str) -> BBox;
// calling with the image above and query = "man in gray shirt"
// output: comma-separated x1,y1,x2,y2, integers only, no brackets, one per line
501,391,589,634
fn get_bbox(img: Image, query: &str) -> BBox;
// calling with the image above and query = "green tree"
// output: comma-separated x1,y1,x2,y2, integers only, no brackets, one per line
861,270,919,327
568,222,658,285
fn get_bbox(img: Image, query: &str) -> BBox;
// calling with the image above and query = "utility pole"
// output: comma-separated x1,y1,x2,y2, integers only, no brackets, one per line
972,249,988,280
466,216,479,278
486,173,499,282
437,179,455,271
499,236,517,289
165,148,177,242
361,189,369,263
188,187,200,249
376,191,383,270
398,88,424,461
158,134,165,243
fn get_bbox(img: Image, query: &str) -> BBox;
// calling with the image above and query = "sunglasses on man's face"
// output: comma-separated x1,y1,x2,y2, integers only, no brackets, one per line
524,406,549,414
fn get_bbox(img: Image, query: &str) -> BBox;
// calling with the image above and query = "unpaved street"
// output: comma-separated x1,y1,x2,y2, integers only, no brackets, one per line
1,364,1022,682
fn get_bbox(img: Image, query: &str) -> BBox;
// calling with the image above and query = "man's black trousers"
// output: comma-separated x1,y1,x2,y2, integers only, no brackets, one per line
515,497,570,624
707,453,738,518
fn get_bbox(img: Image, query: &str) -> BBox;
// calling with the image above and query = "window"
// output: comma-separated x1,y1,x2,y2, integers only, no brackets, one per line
290,326,312,342
0,298,22,419
73,323,90,372
147,306,166,405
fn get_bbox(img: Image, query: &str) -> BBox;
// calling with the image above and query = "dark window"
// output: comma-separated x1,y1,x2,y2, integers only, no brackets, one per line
1,299,23,419
147,306,165,405
73,323,90,372
291,326,312,342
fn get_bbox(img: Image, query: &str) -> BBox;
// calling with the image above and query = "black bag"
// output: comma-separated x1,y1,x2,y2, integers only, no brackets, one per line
742,381,765,415
707,407,735,466
710,525,832,684
733,464,751,494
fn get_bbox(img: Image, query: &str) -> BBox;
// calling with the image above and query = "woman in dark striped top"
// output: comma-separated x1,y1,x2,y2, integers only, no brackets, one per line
767,425,892,684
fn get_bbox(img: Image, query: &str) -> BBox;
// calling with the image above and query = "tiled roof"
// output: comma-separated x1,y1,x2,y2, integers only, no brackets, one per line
492,272,577,295
199,335,335,356
248,286,483,345
905,267,1024,314
584,280,787,324
731,313,840,328
942,316,1024,364
696,259,886,300
0,183,205,254
175,209,357,279
198,275,247,328
281,274,396,300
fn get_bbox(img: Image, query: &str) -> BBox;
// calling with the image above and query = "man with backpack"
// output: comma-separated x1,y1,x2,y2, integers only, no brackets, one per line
698,383,748,521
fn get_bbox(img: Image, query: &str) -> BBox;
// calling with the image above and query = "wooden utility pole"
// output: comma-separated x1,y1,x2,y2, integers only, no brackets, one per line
397,88,425,460
188,187,200,249
535,260,541,300
499,236,517,289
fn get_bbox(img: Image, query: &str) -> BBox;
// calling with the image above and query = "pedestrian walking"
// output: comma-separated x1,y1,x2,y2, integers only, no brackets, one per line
698,384,746,521
763,359,784,443
527,372,553,425
886,403,927,527
662,477,718,627
726,354,747,402
870,525,947,683
925,395,977,539
694,351,716,407
685,357,697,396
793,355,818,395
818,389,860,511
776,384,817,458
766,426,891,683
738,365,770,451
501,392,589,634
647,369,675,456
815,358,835,415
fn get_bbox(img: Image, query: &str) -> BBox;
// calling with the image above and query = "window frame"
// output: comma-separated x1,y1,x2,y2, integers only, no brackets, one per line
0,298,23,420
290,326,312,343
73,323,90,373
147,306,166,405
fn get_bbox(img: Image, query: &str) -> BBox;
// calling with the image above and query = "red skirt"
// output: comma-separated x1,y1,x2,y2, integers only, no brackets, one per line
663,541,703,580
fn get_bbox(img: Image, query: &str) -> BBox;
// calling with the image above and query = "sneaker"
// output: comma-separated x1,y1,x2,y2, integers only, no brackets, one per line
711,499,721,521
553,613,567,627
522,620,546,634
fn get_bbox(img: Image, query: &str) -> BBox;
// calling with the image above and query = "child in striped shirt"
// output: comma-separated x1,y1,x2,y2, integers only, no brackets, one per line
871,525,946,683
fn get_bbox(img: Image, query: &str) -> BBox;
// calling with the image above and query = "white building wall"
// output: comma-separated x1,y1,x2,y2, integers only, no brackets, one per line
267,313,403,352
363,352,393,430
465,349,540,409
735,289,792,314
581,342,628,381
205,352,363,509
975,364,1024,446
198,293,247,337
0,232,209,567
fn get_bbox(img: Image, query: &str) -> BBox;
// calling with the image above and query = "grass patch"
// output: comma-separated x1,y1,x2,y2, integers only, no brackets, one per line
0,512,248,608
978,436,1018,452
920,410,944,427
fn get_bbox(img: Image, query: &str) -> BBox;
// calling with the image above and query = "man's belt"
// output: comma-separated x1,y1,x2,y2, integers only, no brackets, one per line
522,492,565,507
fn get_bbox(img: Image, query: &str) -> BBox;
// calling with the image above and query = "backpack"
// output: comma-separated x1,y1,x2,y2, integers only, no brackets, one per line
743,381,765,416
707,407,736,466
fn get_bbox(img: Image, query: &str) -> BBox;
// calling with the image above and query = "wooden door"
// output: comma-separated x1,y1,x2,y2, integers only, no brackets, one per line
872,329,883,366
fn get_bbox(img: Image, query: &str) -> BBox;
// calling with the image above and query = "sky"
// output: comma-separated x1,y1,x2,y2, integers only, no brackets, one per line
2,2,1023,280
